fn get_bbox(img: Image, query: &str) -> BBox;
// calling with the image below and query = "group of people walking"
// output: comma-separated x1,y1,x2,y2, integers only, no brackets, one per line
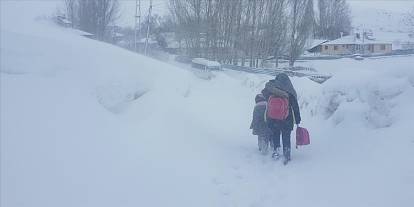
250,73,301,165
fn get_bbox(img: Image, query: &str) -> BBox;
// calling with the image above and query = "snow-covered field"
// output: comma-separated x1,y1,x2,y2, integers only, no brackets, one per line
1,1,414,207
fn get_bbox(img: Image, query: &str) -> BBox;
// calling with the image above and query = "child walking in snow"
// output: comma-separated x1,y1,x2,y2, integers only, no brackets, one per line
250,94,273,154
262,73,301,165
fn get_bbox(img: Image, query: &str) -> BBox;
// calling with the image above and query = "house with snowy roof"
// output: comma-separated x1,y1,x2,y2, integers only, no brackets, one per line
158,32,186,54
320,33,392,55
306,39,329,53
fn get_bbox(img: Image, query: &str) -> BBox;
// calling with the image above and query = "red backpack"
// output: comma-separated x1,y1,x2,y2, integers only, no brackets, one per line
296,127,310,148
267,96,289,120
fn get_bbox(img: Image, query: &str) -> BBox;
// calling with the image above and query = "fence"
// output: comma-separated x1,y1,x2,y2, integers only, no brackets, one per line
222,64,331,84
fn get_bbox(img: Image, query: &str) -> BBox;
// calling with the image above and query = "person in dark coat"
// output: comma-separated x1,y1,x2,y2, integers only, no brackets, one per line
250,94,273,154
262,73,301,164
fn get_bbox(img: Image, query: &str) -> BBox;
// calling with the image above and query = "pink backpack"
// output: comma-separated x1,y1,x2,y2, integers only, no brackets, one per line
296,127,310,148
267,96,289,120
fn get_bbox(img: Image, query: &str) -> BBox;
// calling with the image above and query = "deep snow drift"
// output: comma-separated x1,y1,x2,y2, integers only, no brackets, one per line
1,1,414,207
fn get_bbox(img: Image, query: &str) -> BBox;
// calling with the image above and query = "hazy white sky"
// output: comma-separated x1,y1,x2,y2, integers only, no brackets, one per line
117,0,168,27
117,0,414,28
348,0,414,12
2,0,412,30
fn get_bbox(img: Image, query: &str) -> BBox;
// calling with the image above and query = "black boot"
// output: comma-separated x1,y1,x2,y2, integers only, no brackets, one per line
283,147,291,165
272,147,280,159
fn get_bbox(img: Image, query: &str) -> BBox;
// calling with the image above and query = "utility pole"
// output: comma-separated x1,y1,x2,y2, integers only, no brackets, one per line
144,0,153,55
362,29,365,54
134,0,141,52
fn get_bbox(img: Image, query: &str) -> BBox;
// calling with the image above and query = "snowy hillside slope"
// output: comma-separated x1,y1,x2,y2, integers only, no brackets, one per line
348,0,414,47
1,1,414,207
349,0,414,33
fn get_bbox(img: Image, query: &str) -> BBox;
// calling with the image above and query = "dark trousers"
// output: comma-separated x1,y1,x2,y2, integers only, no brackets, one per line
271,126,291,151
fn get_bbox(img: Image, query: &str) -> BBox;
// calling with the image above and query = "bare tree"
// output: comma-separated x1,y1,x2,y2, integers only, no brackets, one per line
168,0,293,67
287,0,314,67
264,0,288,67
236,0,288,67
64,0,119,40
316,0,351,40
64,0,77,27
169,0,204,57
406,7,414,32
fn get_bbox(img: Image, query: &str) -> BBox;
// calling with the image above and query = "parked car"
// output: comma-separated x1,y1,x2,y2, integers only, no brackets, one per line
191,58,221,71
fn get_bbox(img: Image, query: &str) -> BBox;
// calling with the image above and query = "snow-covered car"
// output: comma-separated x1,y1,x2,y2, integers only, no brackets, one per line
352,54,364,60
191,58,221,71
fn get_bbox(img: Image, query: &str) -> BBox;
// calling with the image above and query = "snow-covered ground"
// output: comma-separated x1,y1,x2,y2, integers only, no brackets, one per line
1,1,414,207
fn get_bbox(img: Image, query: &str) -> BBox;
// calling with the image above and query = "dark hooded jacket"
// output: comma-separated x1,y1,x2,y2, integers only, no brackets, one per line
262,73,301,131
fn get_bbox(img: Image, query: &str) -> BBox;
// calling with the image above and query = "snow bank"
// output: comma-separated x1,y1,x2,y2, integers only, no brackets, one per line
295,57,414,129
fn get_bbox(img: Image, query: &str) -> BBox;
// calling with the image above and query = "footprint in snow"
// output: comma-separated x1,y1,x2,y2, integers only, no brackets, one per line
211,177,224,185
211,178,232,197
221,189,231,196
235,174,244,180
231,165,240,170
249,199,268,207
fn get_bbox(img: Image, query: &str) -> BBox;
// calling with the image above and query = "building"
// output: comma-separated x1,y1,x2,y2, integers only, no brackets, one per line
106,24,124,43
159,32,186,54
320,34,392,55
133,38,160,52
306,39,329,53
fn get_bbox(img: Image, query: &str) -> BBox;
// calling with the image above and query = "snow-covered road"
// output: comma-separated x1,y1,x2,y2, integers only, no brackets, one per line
1,1,414,207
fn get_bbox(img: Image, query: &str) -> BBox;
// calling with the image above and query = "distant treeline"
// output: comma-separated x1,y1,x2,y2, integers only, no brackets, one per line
168,0,351,66
61,0,351,67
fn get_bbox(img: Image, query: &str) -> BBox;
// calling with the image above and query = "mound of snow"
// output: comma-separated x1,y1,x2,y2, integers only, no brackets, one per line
296,56,414,129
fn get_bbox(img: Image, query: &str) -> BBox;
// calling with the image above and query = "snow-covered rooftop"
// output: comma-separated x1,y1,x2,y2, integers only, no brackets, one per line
307,39,329,49
322,35,392,45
